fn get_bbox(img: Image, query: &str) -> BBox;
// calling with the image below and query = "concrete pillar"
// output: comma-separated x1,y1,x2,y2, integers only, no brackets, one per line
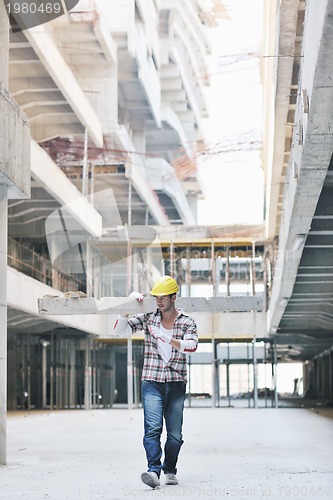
0,186,8,465
0,6,9,465
0,2,9,87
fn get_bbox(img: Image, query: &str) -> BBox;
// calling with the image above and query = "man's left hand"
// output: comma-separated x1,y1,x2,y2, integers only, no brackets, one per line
149,326,172,344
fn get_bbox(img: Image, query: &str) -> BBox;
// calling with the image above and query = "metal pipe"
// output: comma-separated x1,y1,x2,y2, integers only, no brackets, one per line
186,246,191,297
250,242,256,296
211,240,217,296
84,338,91,410
264,340,268,408
42,341,47,408
211,338,216,408
0,185,8,465
50,333,54,411
247,343,251,408
227,343,230,407
170,241,174,278
82,127,89,197
225,246,230,296
273,338,278,408
90,162,94,205
27,335,31,410
127,337,133,409
188,356,192,408
128,180,132,226
329,348,332,403
252,336,258,408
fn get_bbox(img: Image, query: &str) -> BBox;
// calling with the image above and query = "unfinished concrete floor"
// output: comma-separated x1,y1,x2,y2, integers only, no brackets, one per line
1,407,333,499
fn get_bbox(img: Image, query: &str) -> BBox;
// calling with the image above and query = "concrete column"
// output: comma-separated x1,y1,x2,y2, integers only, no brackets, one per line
0,2,9,87
0,5,9,465
0,186,8,465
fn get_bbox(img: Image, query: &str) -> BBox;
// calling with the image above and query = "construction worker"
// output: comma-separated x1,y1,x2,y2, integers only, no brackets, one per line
113,275,198,489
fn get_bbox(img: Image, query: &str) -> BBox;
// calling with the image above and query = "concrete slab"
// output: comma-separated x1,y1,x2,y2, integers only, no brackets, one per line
1,408,332,499
37,296,264,315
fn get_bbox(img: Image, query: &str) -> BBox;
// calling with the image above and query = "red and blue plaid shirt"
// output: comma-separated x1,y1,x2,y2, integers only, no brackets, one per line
128,308,198,383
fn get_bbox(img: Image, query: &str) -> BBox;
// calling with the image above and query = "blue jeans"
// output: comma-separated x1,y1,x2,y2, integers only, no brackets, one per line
141,380,186,476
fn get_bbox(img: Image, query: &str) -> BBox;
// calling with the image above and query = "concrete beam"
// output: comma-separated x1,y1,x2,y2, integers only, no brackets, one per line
151,224,266,244
38,295,263,316
31,141,102,238
7,266,108,336
24,25,103,148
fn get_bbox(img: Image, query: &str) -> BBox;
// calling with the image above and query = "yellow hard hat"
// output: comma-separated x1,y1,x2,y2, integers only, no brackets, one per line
150,275,179,296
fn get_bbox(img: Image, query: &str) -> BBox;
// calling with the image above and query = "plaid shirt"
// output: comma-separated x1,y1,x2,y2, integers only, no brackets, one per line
128,308,198,383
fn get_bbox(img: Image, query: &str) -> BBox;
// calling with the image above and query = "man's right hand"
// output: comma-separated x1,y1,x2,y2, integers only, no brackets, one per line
129,291,144,302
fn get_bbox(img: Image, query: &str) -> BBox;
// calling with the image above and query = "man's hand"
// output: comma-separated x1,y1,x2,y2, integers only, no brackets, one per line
129,291,144,302
149,326,172,344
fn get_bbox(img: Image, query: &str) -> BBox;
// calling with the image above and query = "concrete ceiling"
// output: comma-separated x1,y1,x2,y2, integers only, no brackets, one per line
268,0,333,362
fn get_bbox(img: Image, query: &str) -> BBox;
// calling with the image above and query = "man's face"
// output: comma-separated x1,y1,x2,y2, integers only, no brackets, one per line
156,294,175,312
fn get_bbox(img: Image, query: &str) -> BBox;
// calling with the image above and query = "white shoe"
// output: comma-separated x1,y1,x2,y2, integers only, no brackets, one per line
165,473,178,485
141,471,160,489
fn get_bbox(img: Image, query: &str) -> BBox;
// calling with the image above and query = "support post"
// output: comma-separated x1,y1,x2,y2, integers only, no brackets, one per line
211,240,216,295
42,341,48,409
273,338,278,408
170,241,175,277
82,127,89,197
226,342,230,407
188,355,192,408
252,335,258,409
186,246,191,297
225,246,230,296
0,186,8,465
250,242,256,296
0,0,9,467
90,162,94,205
212,338,220,407
127,337,133,409
329,348,332,403
84,339,92,410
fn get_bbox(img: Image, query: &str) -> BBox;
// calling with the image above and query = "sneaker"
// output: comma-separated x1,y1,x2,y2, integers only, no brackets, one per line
165,473,178,485
141,471,160,489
